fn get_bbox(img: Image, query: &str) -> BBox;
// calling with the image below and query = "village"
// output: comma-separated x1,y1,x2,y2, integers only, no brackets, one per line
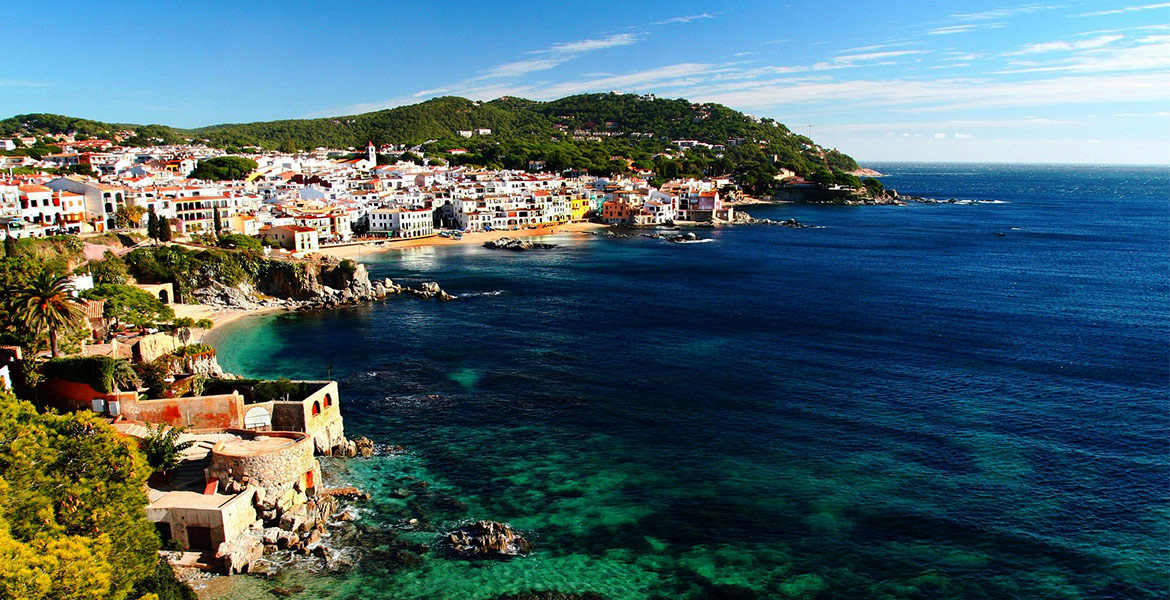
0,132,798,252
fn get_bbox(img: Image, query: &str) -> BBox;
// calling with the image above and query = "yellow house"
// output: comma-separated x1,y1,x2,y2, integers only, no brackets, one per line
570,194,592,221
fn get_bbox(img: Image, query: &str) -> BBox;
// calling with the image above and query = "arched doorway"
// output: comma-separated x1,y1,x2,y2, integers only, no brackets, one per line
158,289,169,304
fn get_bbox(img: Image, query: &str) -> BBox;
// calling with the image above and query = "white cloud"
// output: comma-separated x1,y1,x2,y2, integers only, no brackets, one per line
547,33,638,54
997,34,1170,73
834,50,928,63
1012,34,1125,54
476,33,639,80
933,132,947,138
927,25,978,35
954,133,974,139
1077,2,1170,17
675,71,1170,113
651,13,716,25
0,79,46,87
950,4,1060,20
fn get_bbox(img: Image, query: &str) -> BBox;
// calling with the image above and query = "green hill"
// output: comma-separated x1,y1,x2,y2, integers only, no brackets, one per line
1,93,859,192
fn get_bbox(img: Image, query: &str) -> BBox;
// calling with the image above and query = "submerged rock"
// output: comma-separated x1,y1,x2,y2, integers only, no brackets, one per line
446,520,532,558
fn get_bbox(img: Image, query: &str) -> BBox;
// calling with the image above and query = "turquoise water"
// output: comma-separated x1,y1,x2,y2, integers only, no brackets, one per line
207,164,1169,599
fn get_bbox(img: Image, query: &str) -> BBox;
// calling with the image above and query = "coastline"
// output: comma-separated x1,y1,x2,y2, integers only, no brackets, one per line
315,222,607,259
172,302,285,337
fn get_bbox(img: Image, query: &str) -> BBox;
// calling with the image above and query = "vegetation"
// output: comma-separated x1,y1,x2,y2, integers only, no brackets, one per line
0,389,162,600
115,204,146,229
188,156,258,181
140,423,195,475
172,343,215,357
217,232,262,252
43,356,139,393
81,283,175,330
2,93,861,195
5,270,87,357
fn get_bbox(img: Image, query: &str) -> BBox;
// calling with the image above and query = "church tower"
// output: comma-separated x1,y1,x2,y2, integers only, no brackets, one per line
367,141,376,164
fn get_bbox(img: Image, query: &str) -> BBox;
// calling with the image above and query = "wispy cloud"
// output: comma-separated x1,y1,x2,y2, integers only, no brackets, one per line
834,50,928,63
997,34,1170,73
0,79,47,87
672,71,1170,113
1077,2,1170,17
927,25,980,35
1012,34,1125,54
651,13,716,25
477,33,638,80
949,4,1060,20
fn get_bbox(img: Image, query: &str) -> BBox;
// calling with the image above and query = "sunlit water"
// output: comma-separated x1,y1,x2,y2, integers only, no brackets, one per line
207,164,1169,599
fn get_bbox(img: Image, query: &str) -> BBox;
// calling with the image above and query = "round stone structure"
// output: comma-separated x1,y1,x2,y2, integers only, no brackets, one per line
208,429,319,492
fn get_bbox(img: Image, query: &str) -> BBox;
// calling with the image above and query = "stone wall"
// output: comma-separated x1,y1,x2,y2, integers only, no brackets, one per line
121,392,244,430
208,430,319,494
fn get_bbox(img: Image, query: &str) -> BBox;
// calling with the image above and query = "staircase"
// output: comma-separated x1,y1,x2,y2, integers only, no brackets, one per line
169,439,215,492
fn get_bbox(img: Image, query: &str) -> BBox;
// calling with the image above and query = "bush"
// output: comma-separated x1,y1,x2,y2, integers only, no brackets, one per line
43,356,124,393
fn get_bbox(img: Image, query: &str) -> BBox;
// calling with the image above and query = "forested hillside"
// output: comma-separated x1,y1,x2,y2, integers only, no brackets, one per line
2,93,858,189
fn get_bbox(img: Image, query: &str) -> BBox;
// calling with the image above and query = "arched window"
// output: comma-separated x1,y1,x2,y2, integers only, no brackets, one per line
311,401,320,416
323,394,332,408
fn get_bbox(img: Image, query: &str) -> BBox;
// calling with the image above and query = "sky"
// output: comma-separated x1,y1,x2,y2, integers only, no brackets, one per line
3,0,1169,164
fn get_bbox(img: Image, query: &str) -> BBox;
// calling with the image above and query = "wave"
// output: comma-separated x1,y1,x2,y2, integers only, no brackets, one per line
673,239,716,244
459,290,507,297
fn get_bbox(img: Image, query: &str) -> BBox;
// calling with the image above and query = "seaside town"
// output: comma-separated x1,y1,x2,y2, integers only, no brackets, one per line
0,134,770,250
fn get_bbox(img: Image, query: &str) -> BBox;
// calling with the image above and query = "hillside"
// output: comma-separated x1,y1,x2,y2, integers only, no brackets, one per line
1,94,858,187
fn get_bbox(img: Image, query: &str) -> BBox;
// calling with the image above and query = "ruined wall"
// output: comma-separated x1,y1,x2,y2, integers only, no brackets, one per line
121,392,244,430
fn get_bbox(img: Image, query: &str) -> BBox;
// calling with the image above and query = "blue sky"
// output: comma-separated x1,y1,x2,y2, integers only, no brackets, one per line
3,1,1169,164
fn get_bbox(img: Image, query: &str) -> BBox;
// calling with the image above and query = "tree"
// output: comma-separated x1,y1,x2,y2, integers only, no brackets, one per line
216,233,261,252
90,251,129,285
3,235,18,258
81,284,175,330
188,156,258,181
195,318,213,343
147,207,159,241
0,389,163,600
158,217,172,242
6,270,86,358
140,423,196,476
862,177,885,198
212,208,223,234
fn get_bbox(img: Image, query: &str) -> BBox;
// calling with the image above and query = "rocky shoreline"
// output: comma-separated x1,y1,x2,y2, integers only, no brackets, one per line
193,257,456,312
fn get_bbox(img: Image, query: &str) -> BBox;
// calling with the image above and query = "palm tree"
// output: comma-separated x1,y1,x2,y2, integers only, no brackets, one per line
9,270,86,358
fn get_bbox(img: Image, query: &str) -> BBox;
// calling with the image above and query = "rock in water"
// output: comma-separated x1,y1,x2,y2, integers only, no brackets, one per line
483,237,555,251
446,520,532,558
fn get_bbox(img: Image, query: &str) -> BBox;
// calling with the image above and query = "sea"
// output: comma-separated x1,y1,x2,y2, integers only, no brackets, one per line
206,163,1169,600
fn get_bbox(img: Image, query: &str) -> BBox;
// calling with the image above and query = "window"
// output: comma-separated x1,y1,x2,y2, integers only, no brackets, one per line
311,401,320,416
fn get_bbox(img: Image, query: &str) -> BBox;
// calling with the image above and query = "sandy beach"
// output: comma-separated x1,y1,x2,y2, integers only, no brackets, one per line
171,302,285,334
315,221,607,259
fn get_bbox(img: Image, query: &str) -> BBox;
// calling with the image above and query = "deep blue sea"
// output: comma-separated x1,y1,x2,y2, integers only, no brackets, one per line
208,163,1169,599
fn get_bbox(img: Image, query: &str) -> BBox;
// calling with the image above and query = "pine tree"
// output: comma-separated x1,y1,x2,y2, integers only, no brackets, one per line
3,234,17,258
212,208,223,234
158,218,172,242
